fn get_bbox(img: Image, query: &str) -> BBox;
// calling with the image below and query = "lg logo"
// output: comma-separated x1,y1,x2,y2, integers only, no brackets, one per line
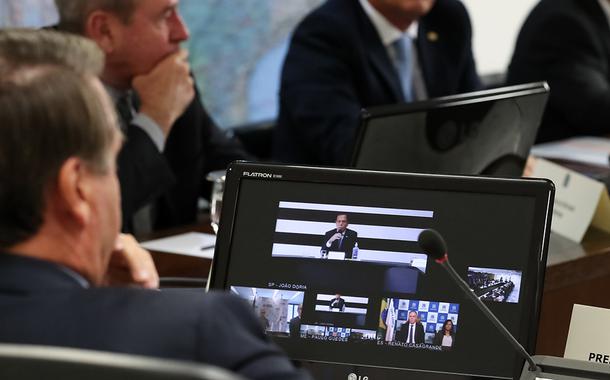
347,373,368,380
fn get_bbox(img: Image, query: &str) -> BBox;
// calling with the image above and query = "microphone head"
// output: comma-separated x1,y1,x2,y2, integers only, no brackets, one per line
418,229,447,260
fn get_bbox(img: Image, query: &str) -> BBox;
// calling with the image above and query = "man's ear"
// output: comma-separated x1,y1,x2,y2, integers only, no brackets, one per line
84,10,120,54
56,157,93,227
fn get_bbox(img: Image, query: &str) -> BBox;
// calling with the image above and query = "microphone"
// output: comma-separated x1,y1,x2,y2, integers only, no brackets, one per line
417,229,539,373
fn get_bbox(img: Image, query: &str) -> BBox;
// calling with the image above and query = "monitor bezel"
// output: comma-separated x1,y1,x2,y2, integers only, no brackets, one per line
209,161,554,379
350,82,550,173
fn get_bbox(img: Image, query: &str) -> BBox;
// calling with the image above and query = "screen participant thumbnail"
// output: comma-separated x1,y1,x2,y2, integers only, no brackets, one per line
315,293,368,314
298,325,377,343
311,293,370,327
230,286,304,336
271,201,432,271
467,267,522,303
379,298,460,351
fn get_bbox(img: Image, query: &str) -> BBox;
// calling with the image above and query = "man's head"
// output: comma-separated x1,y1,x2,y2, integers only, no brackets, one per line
335,214,349,232
408,311,418,324
368,0,436,30
0,29,122,285
55,0,190,89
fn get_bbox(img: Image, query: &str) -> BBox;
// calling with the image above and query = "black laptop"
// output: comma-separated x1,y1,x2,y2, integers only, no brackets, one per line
209,162,554,379
351,82,549,177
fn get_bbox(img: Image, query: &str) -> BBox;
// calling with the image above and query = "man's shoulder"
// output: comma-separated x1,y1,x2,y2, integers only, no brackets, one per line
526,0,599,26
517,0,602,41
423,0,471,32
85,288,244,316
293,0,362,40
427,0,470,20
300,0,358,26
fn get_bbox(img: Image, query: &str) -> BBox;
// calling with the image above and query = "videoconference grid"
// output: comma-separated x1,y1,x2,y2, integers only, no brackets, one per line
232,285,467,353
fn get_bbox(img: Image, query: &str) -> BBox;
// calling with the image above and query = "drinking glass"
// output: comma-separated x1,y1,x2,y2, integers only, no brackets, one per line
206,170,225,234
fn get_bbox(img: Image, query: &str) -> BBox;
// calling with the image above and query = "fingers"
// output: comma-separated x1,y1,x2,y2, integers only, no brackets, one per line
132,49,195,134
106,234,160,289
522,155,536,177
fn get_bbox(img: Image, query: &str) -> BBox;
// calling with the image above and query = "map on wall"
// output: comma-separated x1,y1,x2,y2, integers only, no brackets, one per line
180,0,323,128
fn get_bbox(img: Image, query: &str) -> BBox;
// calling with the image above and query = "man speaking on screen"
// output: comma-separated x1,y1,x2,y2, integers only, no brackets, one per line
321,213,358,258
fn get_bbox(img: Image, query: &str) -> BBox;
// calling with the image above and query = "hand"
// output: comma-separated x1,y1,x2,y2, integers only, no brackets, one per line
132,49,195,136
522,155,536,177
104,234,159,289
329,232,343,242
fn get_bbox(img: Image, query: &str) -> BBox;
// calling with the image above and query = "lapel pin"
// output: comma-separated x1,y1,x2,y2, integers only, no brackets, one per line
427,31,439,42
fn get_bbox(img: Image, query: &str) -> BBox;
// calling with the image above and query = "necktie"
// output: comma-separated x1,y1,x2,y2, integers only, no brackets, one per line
116,92,154,235
115,93,134,131
338,232,344,250
408,324,414,343
392,35,414,102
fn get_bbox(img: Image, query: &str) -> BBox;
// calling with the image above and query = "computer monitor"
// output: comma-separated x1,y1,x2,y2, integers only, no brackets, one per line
210,162,554,380
351,82,549,177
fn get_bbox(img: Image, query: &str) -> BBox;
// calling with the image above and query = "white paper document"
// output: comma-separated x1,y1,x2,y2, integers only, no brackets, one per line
531,136,610,168
532,158,610,242
565,304,610,363
140,232,216,259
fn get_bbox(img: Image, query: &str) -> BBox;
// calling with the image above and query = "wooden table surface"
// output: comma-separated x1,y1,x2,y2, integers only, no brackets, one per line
142,223,214,281
536,227,610,356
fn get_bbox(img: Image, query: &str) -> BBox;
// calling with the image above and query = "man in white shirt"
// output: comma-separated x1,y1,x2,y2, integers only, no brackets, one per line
398,310,425,344
274,0,481,165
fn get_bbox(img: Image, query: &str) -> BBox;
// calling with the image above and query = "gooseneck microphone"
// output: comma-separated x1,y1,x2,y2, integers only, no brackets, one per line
417,229,539,373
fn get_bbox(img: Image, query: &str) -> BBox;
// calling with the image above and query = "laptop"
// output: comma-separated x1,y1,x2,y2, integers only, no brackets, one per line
351,82,549,177
210,162,554,379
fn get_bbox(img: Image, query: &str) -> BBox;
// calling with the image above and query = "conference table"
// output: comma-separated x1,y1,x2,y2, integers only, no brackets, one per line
143,221,610,358
537,227,610,356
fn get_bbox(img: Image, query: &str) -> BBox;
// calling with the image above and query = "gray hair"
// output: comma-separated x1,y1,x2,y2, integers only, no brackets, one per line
55,0,140,33
0,29,115,247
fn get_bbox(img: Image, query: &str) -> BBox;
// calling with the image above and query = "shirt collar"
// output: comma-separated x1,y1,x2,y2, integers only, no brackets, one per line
598,0,610,27
57,265,91,289
104,84,133,104
359,0,418,46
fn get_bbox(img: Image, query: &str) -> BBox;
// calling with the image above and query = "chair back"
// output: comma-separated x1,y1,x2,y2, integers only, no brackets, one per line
0,343,244,380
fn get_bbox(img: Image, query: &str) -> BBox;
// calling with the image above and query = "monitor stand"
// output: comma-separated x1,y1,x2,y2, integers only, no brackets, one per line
520,355,610,380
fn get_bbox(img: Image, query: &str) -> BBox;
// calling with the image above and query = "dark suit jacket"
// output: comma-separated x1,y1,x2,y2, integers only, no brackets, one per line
329,297,346,311
0,253,309,380
288,316,301,338
119,88,250,233
321,228,358,258
274,0,481,165
396,322,425,344
507,0,610,143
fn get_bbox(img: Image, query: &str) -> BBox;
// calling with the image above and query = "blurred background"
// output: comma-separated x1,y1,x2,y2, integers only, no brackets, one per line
0,0,538,130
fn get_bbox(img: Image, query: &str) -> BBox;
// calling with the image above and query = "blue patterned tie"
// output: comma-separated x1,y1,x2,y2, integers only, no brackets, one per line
392,35,414,102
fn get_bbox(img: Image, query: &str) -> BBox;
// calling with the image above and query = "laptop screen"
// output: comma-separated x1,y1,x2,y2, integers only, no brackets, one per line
352,82,549,177
210,162,553,379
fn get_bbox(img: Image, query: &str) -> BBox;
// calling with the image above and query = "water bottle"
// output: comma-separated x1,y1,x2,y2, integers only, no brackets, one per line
352,242,359,260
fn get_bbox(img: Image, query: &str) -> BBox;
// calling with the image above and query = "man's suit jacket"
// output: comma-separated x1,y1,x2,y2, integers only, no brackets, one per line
289,316,301,338
273,0,481,165
329,297,346,311
321,228,358,258
119,88,250,232
0,253,308,380
396,322,425,344
507,0,610,143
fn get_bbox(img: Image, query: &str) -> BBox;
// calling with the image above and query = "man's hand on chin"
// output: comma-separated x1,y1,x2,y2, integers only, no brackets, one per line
104,234,159,289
